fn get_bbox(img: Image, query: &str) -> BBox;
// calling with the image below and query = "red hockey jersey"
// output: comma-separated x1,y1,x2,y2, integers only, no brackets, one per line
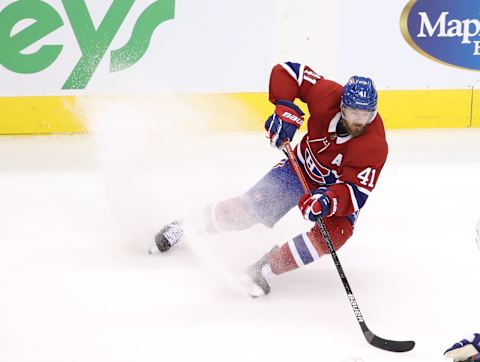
269,62,388,223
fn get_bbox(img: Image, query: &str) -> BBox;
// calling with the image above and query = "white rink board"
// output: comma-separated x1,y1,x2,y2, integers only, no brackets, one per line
1,0,479,96
0,0,275,95
337,1,480,90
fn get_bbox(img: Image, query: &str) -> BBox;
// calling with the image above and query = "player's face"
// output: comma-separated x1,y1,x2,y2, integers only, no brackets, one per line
341,106,375,137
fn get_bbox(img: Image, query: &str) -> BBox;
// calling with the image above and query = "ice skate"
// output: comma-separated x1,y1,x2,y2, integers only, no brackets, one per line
243,246,278,298
149,220,184,254
444,333,480,362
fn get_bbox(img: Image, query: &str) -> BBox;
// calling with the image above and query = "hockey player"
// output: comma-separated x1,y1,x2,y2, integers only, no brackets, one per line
150,62,388,297
444,333,480,362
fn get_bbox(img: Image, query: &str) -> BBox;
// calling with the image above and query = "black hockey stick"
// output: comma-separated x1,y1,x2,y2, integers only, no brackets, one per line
283,141,415,353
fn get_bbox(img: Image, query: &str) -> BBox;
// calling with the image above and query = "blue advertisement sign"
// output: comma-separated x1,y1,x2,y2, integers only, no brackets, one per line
400,0,480,71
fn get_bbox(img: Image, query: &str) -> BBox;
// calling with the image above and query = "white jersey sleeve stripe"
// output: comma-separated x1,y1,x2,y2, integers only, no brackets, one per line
346,183,360,212
297,64,305,86
357,185,371,196
280,63,298,81
280,62,305,86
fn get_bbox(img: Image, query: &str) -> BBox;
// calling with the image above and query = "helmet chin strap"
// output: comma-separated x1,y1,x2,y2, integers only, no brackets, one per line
367,110,378,124
336,119,350,137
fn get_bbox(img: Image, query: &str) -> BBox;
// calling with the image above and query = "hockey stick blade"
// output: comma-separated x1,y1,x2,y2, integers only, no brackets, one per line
365,331,415,352
282,142,415,353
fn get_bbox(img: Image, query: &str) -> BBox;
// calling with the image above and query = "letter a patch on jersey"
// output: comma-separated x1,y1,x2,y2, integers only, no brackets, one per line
331,154,343,166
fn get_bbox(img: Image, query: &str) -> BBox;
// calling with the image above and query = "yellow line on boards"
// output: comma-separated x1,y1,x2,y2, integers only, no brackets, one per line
378,89,473,129
0,96,86,135
472,88,480,127
0,90,478,134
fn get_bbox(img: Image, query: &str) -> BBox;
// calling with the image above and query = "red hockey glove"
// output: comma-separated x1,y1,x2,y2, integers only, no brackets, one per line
298,188,337,221
265,100,305,149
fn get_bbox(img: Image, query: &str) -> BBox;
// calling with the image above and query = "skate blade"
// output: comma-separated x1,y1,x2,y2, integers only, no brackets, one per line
240,274,266,298
148,245,161,255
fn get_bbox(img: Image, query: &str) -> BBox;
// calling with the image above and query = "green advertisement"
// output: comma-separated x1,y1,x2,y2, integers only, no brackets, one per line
0,0,175,89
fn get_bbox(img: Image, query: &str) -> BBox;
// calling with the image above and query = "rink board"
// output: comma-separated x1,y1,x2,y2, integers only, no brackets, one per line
0,90,478,134
0,96,86,134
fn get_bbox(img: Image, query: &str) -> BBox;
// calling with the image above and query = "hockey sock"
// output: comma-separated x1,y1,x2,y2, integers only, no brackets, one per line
269,232,322,275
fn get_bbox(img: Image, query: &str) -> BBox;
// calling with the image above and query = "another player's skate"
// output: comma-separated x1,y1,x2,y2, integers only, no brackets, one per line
444,333,480,362
243,246,279,298
149,221,184,254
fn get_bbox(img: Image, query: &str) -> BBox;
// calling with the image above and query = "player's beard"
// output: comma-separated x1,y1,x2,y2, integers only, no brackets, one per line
343,120,366,137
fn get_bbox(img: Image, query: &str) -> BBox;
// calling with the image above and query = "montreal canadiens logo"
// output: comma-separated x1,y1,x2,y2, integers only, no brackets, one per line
304,148,330,184
400,0,480,71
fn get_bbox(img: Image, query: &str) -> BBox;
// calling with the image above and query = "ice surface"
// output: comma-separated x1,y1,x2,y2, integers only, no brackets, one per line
0,119,479,362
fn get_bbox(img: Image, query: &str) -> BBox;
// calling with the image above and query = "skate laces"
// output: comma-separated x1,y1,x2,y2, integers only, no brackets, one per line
164,223,183,245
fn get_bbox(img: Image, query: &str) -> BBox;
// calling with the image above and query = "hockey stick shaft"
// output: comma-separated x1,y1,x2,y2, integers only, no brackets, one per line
283,142,369,332
283,142,415,352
